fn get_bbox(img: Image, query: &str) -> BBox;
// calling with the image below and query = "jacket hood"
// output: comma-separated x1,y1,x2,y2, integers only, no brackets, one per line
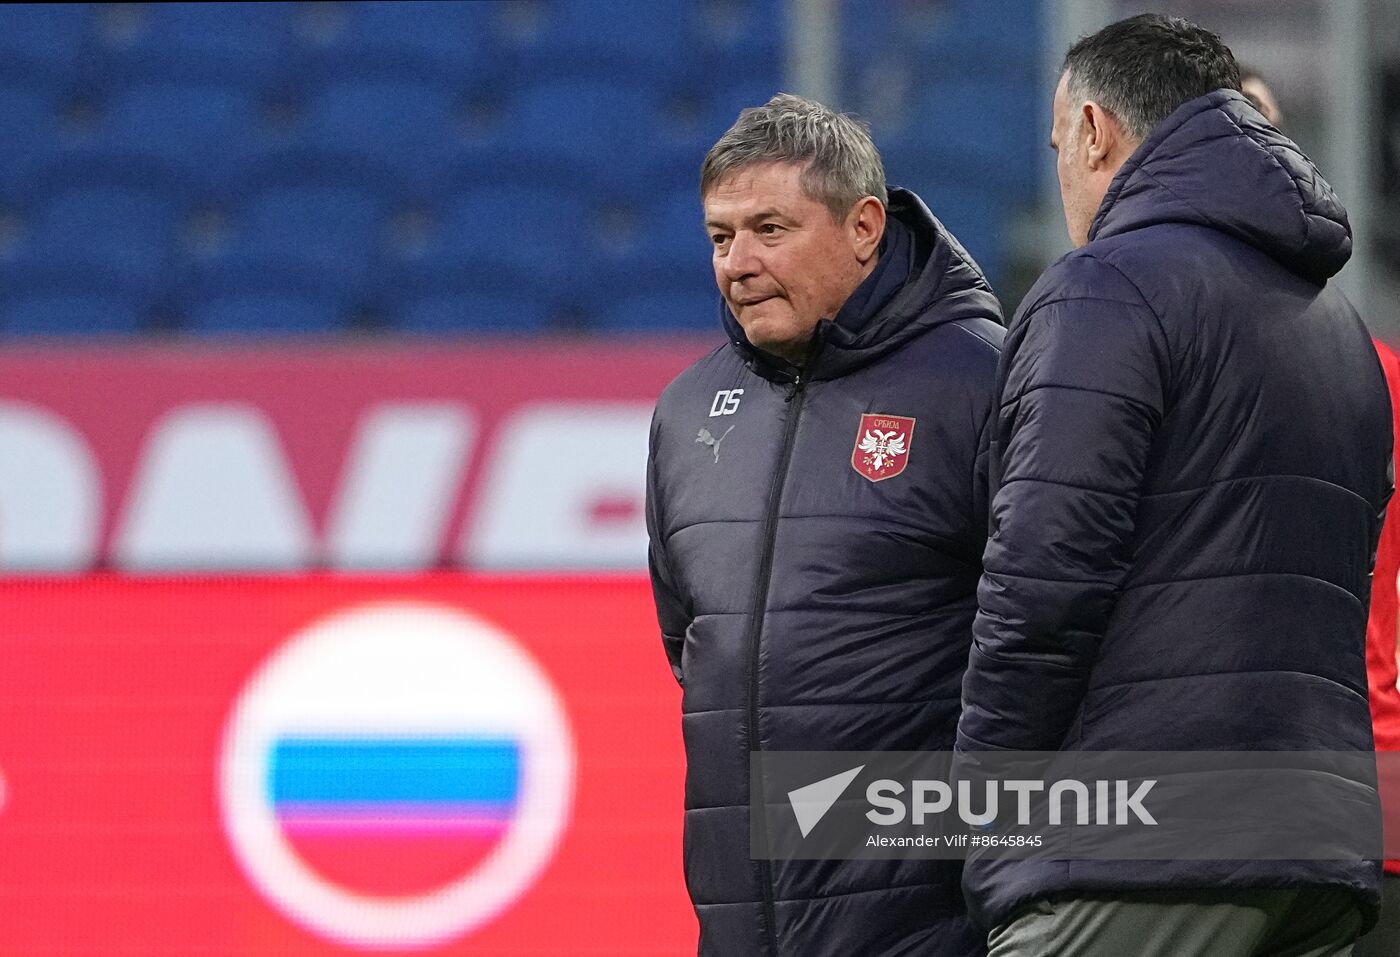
721,186,1004,382
1090,89,1351,283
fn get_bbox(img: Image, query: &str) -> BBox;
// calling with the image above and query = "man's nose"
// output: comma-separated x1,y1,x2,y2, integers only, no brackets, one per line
719,231,761,283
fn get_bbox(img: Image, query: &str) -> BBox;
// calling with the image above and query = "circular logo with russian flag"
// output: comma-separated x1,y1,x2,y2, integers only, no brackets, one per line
219,602,575,949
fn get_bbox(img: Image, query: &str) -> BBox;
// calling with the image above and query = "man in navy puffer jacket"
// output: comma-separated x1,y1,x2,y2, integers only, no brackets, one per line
647,93,1003,956
957,15,1393,955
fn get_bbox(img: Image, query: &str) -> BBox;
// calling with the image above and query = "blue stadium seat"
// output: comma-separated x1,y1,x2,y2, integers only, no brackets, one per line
485,0,685,67
93,81,265,174
427,182,587,284
631,72,785,194
394,287,554,334
241,184,386,275
0,4,93,74
303,71,463,186
909,74,1039,195
5,156,193,279
512,78,662,184
696,0,783,59
839,1,1041,208
908,0,1041,61
220,151,402,279
591,283,719,333
843,0,1039,71
0,262,153,336
918,182,1006,282
586,188,708,277
178,260,354,335
31,186,178,275
0,82,64,166
372,254,560,333
480,0,781,66
319,1,489,66
93,2,295,77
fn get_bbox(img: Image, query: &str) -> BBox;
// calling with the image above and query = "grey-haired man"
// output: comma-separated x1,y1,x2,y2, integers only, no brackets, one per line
645,93,1005,955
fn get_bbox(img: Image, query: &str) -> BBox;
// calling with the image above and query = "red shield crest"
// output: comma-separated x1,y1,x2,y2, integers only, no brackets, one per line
852,413,915,482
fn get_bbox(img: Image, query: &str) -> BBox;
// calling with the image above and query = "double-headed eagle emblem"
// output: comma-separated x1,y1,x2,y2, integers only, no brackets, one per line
851,414,915,481
857,428,907,472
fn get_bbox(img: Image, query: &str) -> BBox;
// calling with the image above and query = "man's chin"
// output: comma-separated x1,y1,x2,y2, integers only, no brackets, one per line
741,323,809,363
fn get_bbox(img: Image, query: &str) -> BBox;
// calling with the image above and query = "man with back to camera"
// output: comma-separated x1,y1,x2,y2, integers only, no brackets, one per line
1243,64,1400,957
954,14,1392,956
645,93,1004,955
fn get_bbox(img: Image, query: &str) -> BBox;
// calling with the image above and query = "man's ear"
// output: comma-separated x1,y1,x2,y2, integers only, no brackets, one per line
1081,100,1126,171
849,196,886,263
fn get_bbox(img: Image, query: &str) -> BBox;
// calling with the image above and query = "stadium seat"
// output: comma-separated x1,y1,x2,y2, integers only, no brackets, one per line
909,75,1039,196
4,155,193,279
371,253,561,333
586,188,708,277
0,82,65,166
177,259,355,335
92,81,266,175
393,286,555,334
910,0,1041,62
219,151,403,280
303,70,465,187
918,181,1006,282
31,186,178,276
427,181,587,284
842,0,1039,71
691,0,783,62
397,293,551,334
241,184,386,276
0,261,154,336
590,283,719,333
485,0,685,67
93,2,295,78
0,4,93,74
511,78,663,185
310,0,489,66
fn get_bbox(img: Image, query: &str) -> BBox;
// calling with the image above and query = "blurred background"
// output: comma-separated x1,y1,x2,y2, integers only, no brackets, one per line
0,0,1394,336
0,1,1393,955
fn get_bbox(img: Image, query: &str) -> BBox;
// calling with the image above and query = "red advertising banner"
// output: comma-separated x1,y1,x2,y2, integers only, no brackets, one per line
0,341,707,572
0,574,694,955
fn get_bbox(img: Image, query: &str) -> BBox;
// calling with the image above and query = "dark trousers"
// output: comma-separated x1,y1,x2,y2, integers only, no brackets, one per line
1353,874,1400,957
988,888,1363,957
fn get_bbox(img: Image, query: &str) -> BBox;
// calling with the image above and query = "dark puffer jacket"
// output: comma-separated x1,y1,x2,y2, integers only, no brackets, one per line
647,188,1004,956
957,90,1392,930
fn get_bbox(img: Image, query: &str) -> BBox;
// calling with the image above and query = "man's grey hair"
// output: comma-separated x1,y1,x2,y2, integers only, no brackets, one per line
700,93,888,221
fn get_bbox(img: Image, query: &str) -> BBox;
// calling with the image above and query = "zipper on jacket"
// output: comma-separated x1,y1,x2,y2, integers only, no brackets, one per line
748,370,806,957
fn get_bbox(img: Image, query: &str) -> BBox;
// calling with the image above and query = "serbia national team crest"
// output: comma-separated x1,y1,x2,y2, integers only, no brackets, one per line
852,413,915,482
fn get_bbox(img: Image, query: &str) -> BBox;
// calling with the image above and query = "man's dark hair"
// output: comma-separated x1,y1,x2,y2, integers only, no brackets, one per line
1063,13,1241,141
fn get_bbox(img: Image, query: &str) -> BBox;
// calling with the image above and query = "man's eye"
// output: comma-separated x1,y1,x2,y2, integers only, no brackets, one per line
711,234,730,246
758,223,781,235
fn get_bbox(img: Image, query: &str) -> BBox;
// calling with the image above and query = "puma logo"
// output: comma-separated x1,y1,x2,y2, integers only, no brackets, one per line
696,425,734,463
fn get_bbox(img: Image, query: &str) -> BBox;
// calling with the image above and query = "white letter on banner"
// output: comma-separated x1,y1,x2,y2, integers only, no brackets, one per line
325,403,475,569
911,780,952,824
0,402,101,569
114,404,314,569
464,402,651,569
866,780,907,826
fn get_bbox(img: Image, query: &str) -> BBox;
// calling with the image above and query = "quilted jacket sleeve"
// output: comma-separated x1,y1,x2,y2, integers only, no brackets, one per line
957,257,1168,751
646,409,688,685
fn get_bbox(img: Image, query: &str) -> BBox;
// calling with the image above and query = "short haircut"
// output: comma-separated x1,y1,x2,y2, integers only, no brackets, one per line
700,92,888,221
1063,13,1241,142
